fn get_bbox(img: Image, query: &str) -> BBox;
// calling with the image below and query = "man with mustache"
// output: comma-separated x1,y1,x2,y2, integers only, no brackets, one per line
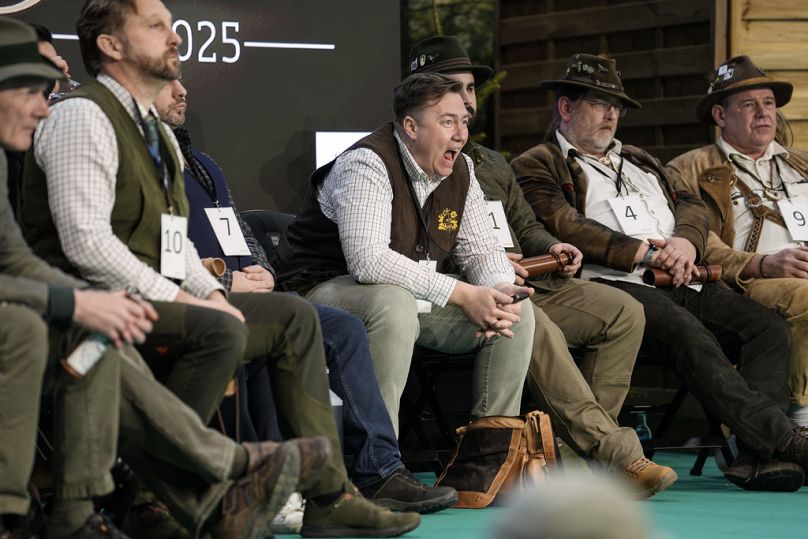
511,53,808,492
274,73,535,438
406,36,676,497
20,0,418,537
666,56,808,428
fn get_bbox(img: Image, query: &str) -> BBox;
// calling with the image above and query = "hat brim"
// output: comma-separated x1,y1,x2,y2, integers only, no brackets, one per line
421,63,493,86
540,79,641,109
695,80,793,125
0,61,65,88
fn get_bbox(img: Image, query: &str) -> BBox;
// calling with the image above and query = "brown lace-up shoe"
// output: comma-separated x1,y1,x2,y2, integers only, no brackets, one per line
121,500,190,539
301,483,420,537
210,440,302,539
244,435,331,492
360,469,457,514
724,452,804,491
775,426,808,484
623,457,677,498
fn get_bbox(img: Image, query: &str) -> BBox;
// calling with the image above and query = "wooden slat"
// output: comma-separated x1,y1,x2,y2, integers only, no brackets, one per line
499,97,702,137
713,0,728,66
741,0,808,21
501,45,712,92
734,20,808,44
781,97,808,121
790,120,808,151
731,43,808,71
500,0,710,46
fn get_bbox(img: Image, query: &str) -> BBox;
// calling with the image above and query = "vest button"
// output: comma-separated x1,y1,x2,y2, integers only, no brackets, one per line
415,244,424,253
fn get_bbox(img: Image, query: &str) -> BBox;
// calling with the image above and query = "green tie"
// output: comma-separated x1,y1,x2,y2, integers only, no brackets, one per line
141,113,163,171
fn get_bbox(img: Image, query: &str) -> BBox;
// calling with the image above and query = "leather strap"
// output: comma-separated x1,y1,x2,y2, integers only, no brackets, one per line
733,175,786,252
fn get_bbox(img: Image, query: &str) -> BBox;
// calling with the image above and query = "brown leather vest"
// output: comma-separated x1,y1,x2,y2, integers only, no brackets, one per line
275,122,470,294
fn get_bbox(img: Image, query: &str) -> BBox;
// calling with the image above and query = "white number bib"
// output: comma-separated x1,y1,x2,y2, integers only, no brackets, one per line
777,200,808,241
608,195,654,235
485,200,514,248
204,207,251,256
160,214,188,280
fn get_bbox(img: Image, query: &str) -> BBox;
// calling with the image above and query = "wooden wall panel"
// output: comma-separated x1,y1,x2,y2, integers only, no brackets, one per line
730,0,808,148
496,0,717,164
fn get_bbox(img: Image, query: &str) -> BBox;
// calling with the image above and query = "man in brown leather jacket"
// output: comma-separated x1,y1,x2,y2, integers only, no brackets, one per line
511,52,808,492
666,55,808,427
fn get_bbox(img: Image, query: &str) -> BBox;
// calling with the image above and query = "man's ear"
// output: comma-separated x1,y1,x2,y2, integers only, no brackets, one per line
558,97,573,123
402,115,418,140
711,104,726,128
96,33,124,63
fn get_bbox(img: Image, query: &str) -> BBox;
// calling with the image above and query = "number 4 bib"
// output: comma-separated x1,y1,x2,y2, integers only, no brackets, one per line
608,195,654,235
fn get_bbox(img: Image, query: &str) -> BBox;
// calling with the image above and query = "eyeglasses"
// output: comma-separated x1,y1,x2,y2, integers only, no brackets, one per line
582,98,627,118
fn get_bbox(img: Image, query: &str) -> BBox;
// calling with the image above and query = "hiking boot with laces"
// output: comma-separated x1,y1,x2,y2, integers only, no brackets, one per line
359,469,457,514
301,483,419,538
775,426,808,483
622,457,677,498
121,500,190,539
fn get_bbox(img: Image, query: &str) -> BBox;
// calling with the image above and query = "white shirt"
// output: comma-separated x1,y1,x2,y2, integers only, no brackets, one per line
717,137,807,254
34,73,223,301
556,130,676,285
315,128,514,307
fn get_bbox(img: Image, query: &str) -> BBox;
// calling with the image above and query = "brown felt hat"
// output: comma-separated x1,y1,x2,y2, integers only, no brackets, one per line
540,53,640,109
0,16,64,88
696,55,793,125
407,36,492,86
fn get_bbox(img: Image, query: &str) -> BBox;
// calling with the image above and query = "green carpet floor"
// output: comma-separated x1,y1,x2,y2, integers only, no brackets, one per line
282,452,808,538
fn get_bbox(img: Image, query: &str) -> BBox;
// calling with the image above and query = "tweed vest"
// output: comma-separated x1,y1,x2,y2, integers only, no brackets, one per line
275,123,470,294
22,80,187,275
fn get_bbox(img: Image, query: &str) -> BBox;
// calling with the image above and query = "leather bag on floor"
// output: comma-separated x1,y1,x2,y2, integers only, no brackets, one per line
435,410,558,508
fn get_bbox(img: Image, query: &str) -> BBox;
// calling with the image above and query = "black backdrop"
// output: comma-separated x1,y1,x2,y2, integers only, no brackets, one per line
5,0,400,212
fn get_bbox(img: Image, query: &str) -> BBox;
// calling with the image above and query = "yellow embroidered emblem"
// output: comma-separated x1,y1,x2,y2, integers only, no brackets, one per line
437,208,459,231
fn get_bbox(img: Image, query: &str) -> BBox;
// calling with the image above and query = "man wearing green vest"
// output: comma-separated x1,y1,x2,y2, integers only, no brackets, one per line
0,16,329,539
22,0,418,536
405,36,676,497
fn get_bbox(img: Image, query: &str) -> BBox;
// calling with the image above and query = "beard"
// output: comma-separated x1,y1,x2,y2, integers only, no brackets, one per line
465,103,476,130
135,48,181,81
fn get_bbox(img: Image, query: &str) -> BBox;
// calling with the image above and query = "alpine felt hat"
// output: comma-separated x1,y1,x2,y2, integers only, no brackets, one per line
407,36,492,86
540,53,641,109
695,55,793,125
0,16,64,88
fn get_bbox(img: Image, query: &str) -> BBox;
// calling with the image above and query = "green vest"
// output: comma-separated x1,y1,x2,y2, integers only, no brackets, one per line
22,80,188,276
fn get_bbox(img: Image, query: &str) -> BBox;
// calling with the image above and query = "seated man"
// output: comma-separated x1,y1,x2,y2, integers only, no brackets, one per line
21,0,418,536
0,17,327,539
510,52,808,492
274,73,535,436
666,55,808,426
155,78,457,514
407,36,675,497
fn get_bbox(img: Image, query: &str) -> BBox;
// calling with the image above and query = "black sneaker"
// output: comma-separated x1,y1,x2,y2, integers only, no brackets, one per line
359,469,457,514
724,453,804,492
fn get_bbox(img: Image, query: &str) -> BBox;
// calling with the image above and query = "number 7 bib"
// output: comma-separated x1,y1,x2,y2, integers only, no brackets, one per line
608,195,654,235
161,214,188,280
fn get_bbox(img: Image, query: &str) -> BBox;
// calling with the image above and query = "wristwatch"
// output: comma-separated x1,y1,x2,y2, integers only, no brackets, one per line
642,243,658,266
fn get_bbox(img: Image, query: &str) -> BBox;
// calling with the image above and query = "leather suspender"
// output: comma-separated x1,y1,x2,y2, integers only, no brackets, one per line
733,175,786,252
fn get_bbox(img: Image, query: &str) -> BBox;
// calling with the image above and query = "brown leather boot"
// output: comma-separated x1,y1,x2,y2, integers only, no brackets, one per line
244,435,331,492
211,440,303,539
622,457,677,498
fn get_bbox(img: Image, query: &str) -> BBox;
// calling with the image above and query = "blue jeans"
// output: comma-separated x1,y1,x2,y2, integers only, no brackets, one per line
217,303,404,487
